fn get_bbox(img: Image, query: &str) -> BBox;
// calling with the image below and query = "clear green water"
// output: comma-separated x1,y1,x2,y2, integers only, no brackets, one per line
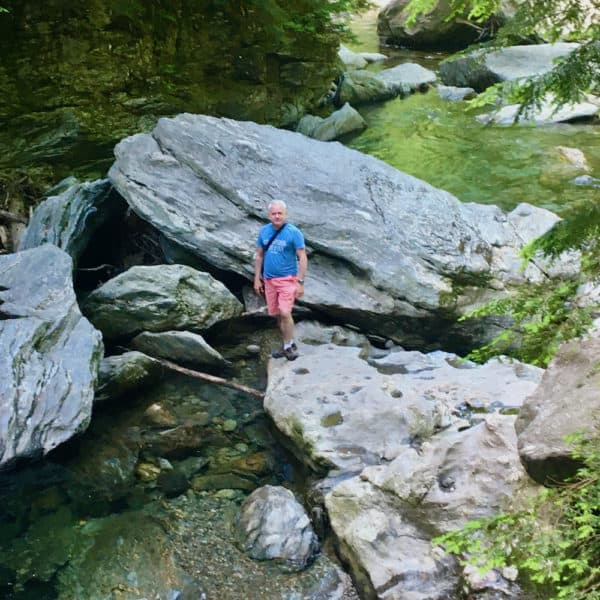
345,10,600,213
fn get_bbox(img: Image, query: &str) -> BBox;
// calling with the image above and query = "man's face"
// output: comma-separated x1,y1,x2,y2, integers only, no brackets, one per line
268,204,286,229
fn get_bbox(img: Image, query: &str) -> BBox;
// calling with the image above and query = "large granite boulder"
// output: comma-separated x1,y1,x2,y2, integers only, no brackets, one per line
264,341,542,472
515,331,600,484
325,414,534,599
82,264,243,340
440,43,579,91
0,245,103,469
264,337,539,598
377,0,486,50
19,179,126,267
108,114,567,349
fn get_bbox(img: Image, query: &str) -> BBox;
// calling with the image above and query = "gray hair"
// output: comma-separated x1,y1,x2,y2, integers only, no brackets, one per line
268,200,287,211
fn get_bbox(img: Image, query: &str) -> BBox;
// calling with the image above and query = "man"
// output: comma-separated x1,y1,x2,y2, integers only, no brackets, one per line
254,200,307,361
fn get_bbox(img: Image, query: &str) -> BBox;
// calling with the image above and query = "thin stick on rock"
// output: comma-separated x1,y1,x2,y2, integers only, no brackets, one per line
154,357,265,399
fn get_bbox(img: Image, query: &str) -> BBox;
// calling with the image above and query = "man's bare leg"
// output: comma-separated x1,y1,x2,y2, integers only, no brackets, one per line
277,312,295,346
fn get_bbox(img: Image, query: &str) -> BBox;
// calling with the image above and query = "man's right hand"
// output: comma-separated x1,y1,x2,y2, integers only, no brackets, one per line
254,277,264,296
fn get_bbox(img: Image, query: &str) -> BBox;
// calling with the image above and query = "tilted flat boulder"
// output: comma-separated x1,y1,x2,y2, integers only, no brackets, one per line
108,114,566,347
130,330,227,368
440,43,579,91
19,179,125,267
82,264,243,340
515,331,600,483
264,342,542,472
0,245,103,469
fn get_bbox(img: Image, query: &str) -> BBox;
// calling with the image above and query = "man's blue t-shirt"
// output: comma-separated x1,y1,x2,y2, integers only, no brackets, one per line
257,223,305,279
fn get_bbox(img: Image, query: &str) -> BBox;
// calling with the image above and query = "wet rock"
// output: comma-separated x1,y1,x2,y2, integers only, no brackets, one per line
0,245,103,469
477,95,599,125
437,85,477,101
236,485,320,572
176,456,210,479
296,103,366,141
191,473,257,492
67,432,141,511
338,45,367,69
82,264,243,340
143,403,179,428
440,43,579,91
337,69,399,105
131,329,227,368
135,462,161,482
516,330,600,483
378,62,437,91
157,469,189,497
95,351,162,403
142,422,210,459
230,451,273,477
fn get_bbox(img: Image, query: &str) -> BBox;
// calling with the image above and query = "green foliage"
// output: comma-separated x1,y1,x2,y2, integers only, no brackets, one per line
434,434,600,599
406,0,600,111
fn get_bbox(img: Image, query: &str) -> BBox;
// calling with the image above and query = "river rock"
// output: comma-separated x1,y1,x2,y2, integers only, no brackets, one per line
108,114,569,349
82,263,243,340
131,329,227,368
264,342,542,472
19,179,126,267
515,331,600,483
336,69,400,105
437,85,477,101
297,103,367,141
0,245,103,469
378,0,485,49
236,485,320,572
477,96,599,125
338,44,368,69
95,350,162,403
440,43,579,91
378,62,437,91
325,413,534,599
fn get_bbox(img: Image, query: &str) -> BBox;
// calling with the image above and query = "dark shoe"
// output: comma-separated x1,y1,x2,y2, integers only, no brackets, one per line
271,345,299,361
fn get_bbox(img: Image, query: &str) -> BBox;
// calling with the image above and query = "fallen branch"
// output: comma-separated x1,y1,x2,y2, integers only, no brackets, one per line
0,210,27,225
153,357,265,399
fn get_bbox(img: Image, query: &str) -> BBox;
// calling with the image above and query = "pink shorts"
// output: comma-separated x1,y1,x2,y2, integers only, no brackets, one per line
264,275,297,316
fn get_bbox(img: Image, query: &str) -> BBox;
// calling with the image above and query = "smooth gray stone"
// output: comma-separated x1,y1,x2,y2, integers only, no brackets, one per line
82,263,243,340
440,43,579,91
296,103,366,141
107,114,569,347
130,330,227,368
378,62,437,91
0,245,103,468
236,485,320,572
437,85,477,101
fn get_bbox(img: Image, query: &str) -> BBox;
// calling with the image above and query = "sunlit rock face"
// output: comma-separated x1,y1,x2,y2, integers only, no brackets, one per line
108,113,570,350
